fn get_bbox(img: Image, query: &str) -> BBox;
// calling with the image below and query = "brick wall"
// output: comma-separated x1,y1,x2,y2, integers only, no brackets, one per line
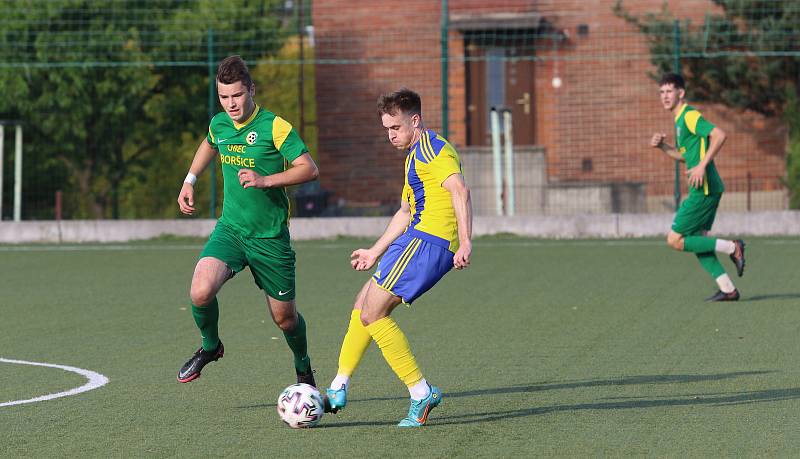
312,0,787,210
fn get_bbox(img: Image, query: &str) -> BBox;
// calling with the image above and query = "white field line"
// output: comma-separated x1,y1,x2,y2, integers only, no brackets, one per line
0,358,109,407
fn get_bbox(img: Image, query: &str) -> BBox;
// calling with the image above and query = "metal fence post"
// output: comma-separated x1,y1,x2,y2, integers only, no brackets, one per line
0,125,4,219
673,19,682,211
440,0,449,138
490,108,504,216
502,109,515,216
208,28,217,219
13,125,22,222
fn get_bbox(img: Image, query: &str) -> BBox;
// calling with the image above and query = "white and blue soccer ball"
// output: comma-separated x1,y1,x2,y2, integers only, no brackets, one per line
277,383,324,428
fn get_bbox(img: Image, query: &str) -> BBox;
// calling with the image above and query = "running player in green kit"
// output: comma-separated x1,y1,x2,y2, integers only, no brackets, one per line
176,55,320,384
651,73,746,302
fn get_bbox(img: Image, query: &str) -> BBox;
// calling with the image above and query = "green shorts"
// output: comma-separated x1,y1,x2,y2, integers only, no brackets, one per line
671,192,722,236
200,222,296,300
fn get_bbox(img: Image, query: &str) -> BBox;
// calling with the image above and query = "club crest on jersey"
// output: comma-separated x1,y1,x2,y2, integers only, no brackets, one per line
246,131,258,145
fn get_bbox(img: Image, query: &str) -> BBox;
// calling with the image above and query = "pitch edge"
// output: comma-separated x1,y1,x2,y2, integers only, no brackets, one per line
0,357,109,407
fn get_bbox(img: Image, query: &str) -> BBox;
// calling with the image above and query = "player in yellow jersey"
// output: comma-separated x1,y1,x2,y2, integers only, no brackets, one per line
651,73,745,301
324,88,473,427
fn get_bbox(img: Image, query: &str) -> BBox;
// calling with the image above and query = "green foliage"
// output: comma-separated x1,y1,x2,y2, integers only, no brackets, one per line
614,0,800,207
614,0,800,116
0,0,290,219
251,37,318,160
784,88,800,208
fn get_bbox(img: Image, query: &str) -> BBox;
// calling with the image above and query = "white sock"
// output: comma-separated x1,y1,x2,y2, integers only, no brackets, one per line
409,378,430,400
715,239,735,255
716,273,736,293
330,374,350,391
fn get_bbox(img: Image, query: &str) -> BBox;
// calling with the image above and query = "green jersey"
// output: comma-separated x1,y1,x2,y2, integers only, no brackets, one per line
206,105,308,238
674,103,724,196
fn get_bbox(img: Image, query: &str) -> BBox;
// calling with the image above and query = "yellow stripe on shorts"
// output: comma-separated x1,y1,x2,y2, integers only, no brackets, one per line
382,238,422,290
385,239,422,291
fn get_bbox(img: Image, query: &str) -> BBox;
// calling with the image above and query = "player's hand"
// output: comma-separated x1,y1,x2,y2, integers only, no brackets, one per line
350,248,378,271
453,241,472,270
687,164,706,189
650,133,666,148
238,168,269,189
177,183,195,215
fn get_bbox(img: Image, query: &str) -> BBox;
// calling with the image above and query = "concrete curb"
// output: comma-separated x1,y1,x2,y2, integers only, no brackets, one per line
0,211,798,243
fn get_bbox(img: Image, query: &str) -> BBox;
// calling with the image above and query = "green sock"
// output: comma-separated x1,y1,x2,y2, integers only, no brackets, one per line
683,235,717,253
283,312,311,373
192,298,220,351
696,252,726,278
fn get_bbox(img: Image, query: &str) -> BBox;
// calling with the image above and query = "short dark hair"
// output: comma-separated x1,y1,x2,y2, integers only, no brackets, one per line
377,88,421,118
659,73,685,89
217,55,253,88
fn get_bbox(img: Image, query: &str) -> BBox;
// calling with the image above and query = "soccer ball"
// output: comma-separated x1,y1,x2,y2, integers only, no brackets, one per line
276,383,324,428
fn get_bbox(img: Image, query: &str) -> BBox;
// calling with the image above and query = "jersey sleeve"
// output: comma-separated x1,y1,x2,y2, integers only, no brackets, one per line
685,110,715,137
272,116,309,162
428,145,463,185
206,124,218,150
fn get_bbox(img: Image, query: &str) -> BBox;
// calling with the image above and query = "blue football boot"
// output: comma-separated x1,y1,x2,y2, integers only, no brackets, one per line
397,385,442,427
324,385,347,413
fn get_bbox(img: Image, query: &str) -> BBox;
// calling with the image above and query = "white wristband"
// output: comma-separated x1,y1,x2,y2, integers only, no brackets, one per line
184,172,197,185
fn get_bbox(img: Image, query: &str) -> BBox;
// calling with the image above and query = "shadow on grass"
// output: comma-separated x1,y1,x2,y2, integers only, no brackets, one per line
236,370,775,428
443,370,774,399
741,293,800,302
434,386,800,426
302,383,800,428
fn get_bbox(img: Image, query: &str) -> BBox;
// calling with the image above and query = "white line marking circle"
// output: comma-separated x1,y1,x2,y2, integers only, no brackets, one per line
0,357,109,407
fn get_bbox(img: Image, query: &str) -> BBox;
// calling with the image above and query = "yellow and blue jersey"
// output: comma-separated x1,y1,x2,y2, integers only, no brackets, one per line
402,129,463,253
371,129,463,304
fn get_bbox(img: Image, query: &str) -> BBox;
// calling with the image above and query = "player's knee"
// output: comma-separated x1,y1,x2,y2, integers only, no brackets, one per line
273,312,297,331
359,311,376,327
189,283,215,306
666,234,682,251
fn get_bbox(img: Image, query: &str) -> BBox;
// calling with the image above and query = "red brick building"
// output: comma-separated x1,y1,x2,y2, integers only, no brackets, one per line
311,0,787,214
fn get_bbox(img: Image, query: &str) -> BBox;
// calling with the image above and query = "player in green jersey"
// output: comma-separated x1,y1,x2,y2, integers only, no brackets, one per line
175,55,321,385
650,73,746,302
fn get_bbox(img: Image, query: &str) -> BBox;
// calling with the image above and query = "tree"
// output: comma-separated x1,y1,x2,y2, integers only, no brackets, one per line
0,0,289,219
614,0,800,207
0,1,163,218
251,36,318,160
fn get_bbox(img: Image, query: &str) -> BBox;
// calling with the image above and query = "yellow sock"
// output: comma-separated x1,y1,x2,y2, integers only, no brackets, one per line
366,317,423,387
336,310,373,376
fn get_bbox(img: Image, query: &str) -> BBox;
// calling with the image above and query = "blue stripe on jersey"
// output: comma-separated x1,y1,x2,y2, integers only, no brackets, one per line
407,154,424,228
414,130,441,164
415,139,430,163
428,130,446,155
422,130,437,163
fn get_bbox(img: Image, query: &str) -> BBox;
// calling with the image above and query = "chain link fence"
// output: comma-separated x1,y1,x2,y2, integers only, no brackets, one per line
0,0,796,219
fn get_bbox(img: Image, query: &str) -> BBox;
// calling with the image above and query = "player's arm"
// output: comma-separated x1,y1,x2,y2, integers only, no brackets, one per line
650,133,684,162
443,173,472,269
351,200,411,271
178,139,217,215
238,152,319,189
687,126,727,188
